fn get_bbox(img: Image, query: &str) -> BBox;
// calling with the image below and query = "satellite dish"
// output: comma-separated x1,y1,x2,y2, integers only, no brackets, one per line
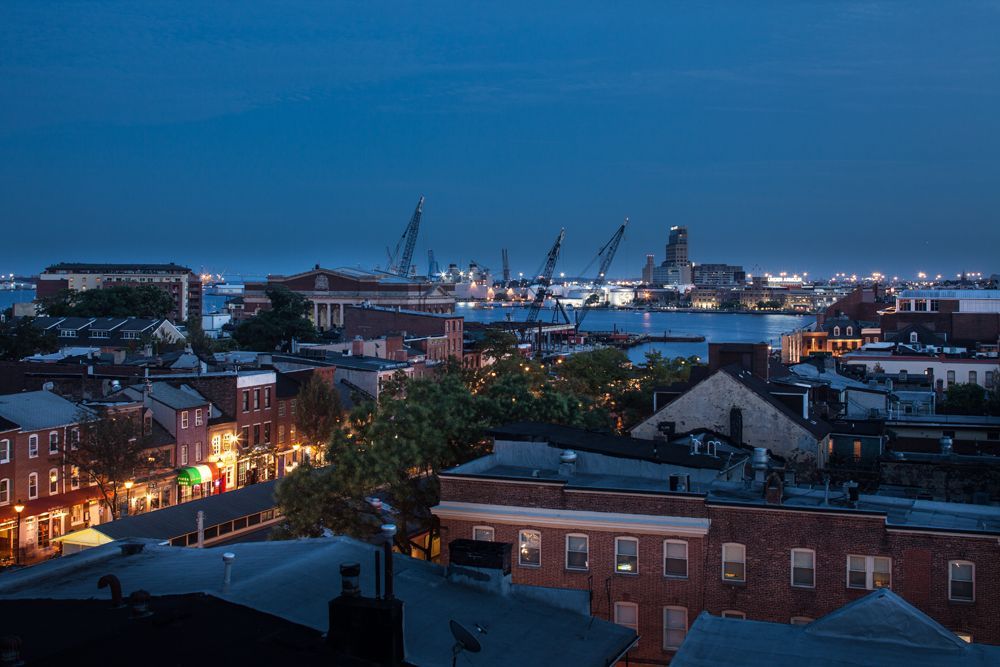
450,620,482,665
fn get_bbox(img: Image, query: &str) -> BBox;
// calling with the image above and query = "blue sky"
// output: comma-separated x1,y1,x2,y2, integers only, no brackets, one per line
2,2,999,279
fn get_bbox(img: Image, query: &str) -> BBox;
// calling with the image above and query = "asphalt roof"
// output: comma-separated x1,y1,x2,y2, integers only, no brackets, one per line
144,382,209,410
45,262,192,272
0,538,636,667
86,480,278,541
672,589,998,667
0,390,88,430
719,366,833,438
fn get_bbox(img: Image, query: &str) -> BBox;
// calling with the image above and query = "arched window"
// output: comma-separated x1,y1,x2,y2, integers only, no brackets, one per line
910,331,919,344
846,326,853,336
833,326,841,337
48,468,59,495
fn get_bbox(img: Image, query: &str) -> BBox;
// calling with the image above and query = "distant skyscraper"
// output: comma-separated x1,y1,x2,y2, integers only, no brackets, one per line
666,226,689,267
642,254,655,284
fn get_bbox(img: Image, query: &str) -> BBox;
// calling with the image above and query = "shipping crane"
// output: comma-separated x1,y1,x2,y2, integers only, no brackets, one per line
387,196,424,276
525,229,565,324
501,248,511,287
575,218,628,328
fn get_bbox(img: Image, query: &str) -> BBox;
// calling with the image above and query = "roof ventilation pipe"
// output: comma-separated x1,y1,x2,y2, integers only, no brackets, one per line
751,447,769,484
559,449,577,477
940,435,953,456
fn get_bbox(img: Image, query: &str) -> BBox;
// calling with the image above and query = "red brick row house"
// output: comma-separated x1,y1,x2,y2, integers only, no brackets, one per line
432,423,1000,665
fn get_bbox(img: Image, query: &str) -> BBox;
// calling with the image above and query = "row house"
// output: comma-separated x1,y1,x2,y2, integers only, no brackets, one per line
432,424,1000,665
0,391,103,565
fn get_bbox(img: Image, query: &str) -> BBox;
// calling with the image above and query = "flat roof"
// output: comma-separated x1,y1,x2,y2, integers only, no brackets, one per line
898,289,1000,299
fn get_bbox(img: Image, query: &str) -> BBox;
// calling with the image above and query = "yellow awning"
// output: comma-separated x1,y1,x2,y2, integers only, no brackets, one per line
53,527,115,547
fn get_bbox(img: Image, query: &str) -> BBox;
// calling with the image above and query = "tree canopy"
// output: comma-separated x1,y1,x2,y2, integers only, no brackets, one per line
232,286,318,351
0,316,59,360
939,380,1000,416
295,373,343,448
40,285,176,319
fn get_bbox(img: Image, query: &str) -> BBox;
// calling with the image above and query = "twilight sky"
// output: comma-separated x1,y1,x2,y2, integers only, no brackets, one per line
2,1,999,280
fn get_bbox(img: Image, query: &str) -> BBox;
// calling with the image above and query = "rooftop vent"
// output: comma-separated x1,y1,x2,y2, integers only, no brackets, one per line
940,435,953,456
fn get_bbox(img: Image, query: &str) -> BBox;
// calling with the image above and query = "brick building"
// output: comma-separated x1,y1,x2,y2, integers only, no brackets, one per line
36,262,202,322
433,424,1000,664
881,289,1000,347
342,305,464,361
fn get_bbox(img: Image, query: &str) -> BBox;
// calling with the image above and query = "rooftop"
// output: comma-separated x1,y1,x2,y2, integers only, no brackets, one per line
142,382,210,410
44,262,193,273
347,303,460,319
0,390,89,431
898,289,1000,299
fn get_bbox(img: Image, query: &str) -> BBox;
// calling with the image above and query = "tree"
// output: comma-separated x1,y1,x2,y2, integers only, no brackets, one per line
296,374,343,449
67,407,151,520
184,315,212,354
0,316,59,360
232,286,317,351
40,285,175,319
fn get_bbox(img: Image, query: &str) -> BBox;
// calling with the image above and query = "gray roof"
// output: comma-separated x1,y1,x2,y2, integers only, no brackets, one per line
0,390,87,430
145,382,209,410
899,289,1000,300
0,537,635,667
787,363,873,391
887,414,1000,427
672,589,998,666
89,480,278,541
332,355,410,371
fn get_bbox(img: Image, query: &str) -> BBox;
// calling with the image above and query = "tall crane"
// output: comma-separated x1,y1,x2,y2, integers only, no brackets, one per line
501,248,511,286
525,229,565,324
388,196,424,276
576,218,628,328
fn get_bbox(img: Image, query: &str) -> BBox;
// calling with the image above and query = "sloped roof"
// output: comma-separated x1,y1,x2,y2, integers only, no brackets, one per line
719,366,832,438
672,589,996,667
0,390,87,430
144,382,209,410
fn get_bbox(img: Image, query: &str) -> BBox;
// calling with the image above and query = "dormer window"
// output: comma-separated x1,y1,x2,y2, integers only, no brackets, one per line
910,332,919,344
846,326,853,336
59,329,77,338
91,330,109,339
833,326,841,337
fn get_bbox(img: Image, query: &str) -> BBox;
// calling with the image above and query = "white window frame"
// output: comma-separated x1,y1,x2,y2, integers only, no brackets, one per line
910,331,919,344
615,536,639,574
181,411,189,429
28,434,38,458
722,542,746,582
664,539,688,579
0,478,9,505
833,326,840,336
846,555,891,590
48,431,60,454
721,610,746,619
472,525,494,542
791,548,816,588
615,601,639,635
663,605,687,651
948,560,975,602
28,472,38,499
0,438,9,463
211,435,221,455
48,467,59,495
565,533,589,571
518,529,541,567
180,444,189,466
195,408,203,426
70,465,80,490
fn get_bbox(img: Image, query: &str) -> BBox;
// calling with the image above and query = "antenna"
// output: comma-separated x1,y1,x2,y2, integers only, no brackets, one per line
450,619,482,666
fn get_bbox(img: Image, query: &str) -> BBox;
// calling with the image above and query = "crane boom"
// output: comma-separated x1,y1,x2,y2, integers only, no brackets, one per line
525,229,565,324
576,218,628,328
388,196,424,276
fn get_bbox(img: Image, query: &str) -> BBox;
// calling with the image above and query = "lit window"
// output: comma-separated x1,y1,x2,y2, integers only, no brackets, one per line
472,526,494,542
211,435,221,455
566,534,589,571
721,610,745,619
49,468,59,495
518,530,540,567
663,606,687,650
616,537,639,574
615,601,638,635
664,540,688,578
28,435,38,458
790,617,814,626
71,466,80,489
847,555,891,589
949,561,974,602
791,549,815,588
722,543,746,582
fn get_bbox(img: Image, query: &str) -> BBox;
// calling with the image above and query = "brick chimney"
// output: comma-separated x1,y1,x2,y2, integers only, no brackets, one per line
447,540,512,596
764,472,784,505
327,561,406,666
351,337,365,356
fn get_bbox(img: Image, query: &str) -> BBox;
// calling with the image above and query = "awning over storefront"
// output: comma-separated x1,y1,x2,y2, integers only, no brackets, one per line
177,464,216,486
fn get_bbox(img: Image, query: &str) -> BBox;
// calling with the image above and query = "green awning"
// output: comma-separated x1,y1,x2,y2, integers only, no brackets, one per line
177,464,215,486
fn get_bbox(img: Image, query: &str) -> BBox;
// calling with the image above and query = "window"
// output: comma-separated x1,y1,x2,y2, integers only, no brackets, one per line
790,617,814,626
253,424,260,446
846,326,853,336
664,540,688,578
791,549,815,588
518,530,540,566
71,428,80,450
195,409,203,426
898,370,908,382
278,425,285,445
614,602,638,635
722,543,746,582
721,610,745,619
253,389,260,410
195,442,203,462
615,537,638,574
241,426,249,446
472,526,494,542
28,434,38,458
263,422,271,444
48,431,59,454
264,387,271,409
71,466,80,489
663,606,687,650
986,371,995,389
0,439,9,463
566,534,589,571
833,326,840,337
947,370,955,384
278,401,286,417
910,331,919,344
0,478,9,505
181,411,189,429
49,468,59,495
949,561,974,602
969,371,977,384
180,444,189,466
847,555,891,589
211,435,221,455
28,472,38,499
242,390,250,412
853,439,862,459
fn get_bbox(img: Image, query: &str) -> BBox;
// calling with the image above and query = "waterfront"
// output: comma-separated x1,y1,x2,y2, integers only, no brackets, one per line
458,304,811,363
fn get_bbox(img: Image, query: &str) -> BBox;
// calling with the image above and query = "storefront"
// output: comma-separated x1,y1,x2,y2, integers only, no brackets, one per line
177,463,224,503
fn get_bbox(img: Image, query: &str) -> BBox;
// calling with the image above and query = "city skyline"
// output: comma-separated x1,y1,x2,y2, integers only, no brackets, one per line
3,2,1000,276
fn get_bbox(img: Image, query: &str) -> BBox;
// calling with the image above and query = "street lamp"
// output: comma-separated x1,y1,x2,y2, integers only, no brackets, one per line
13,500,25,566
124,480,134,516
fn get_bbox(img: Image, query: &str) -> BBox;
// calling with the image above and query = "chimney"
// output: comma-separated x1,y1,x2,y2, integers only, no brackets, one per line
327,560,406,666
447,539,513,596
558,449,577,477
843,481,860,508
351,337,365,356
764,473,783,505
751,447,769,484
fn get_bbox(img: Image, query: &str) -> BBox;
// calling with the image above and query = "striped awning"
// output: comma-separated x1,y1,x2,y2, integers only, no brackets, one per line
177,464,215,486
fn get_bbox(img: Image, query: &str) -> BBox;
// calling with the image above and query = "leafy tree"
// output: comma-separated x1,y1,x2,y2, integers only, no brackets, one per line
232,286,317,351
184,315,212,354
296,374,343,449
940,381,1000,416
557,347,631,397
0,316,59,360
67,407,151,519
40,285,176,319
